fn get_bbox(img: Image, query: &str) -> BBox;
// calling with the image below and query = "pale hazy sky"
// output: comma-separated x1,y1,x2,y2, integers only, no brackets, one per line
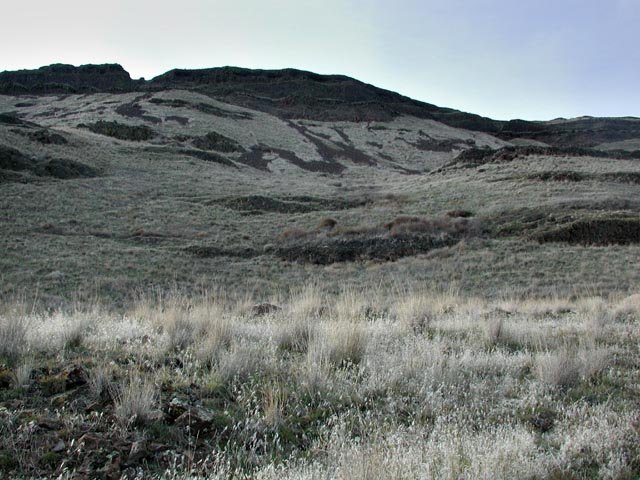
3,0,639,120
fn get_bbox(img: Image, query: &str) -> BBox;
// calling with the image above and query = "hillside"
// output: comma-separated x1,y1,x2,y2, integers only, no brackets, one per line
3,64,640,148
0,63,640,307
0,63,639,479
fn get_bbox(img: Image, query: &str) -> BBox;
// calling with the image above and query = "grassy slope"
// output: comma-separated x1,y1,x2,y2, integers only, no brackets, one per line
0,92,640,307
0,91,639,478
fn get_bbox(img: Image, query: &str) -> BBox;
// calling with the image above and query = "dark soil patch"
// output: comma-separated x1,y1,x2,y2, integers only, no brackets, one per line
403,135,463,153
212,195,363,214
269,147,347,174
287,121,375,169
192,131,245,153
275,234,461,264
195,103,253,120
149,98,190,108
165,115,189,126
184,245,259,258
446,210,474,218
115,102,161,124
535,218,640,245
148,97,253,119
143,146,237,168
238,146,271,171
79,120,155,141
237,145,346,173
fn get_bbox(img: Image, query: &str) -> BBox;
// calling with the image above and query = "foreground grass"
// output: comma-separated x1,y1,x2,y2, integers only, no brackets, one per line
0,287,638,479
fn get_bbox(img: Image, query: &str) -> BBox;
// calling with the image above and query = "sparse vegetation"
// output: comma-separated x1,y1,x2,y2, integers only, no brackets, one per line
0,289,636,478
79,120,155,141
192,131,244,152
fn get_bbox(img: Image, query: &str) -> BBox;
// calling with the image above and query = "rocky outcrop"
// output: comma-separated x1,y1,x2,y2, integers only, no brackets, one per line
0,63,141,94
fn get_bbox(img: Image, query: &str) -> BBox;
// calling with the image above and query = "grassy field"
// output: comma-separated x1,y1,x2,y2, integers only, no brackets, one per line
0,287,638,478
1,90,640,478
1,94,640,306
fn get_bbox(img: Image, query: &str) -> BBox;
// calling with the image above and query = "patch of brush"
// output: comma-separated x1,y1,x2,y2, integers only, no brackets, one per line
287,121,376,168
211,195,364,214
524,171,587,182
79,120,155,141
439,146,640,172
522,171,640,184
12,128,68,145
115,101,162,124
0,113,40,128
191,131,245,153
237,145,347,174
534,216,640,246
0,144,98,181
275,233,462,264
275,214,480,264
165,115,189,126
143,146,237,168
148,97,253,119
184,245,259,258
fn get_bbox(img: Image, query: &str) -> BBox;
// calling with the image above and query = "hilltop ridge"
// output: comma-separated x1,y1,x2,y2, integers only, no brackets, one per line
2,63,639,148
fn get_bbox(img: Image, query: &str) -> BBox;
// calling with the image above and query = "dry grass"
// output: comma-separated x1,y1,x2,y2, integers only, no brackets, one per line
535,348,582,388
0,314,27,363
110,373,159,428
392,292,434,333
0,287,637,478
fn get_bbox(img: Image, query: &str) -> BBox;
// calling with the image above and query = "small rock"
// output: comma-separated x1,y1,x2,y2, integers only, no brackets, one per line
77,432,103,450
50,390,75,408
165,397,190,421
52,440,66,453
174,405,215,433
127,440,147,465
529,412,555,433
251,303,281,317
99,452,122,480
38,418,63,430
62,365,87,389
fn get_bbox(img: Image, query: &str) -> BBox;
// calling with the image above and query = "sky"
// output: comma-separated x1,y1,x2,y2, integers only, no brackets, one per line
3,0,639,120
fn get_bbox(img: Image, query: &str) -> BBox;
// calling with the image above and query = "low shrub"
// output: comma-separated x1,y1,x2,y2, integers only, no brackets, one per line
80,120,154,141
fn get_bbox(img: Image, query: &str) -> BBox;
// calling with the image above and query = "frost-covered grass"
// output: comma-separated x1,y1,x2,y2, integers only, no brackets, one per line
0,288,638,478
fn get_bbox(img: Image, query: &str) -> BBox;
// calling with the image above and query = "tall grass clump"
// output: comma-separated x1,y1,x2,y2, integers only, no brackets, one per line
535,348,581,388
392,293,434,333
110,373,159,428
0,314,27,364
309,321,367,368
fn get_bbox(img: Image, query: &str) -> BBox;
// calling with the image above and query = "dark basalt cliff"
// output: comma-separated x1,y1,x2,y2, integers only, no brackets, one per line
0,63,142,94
